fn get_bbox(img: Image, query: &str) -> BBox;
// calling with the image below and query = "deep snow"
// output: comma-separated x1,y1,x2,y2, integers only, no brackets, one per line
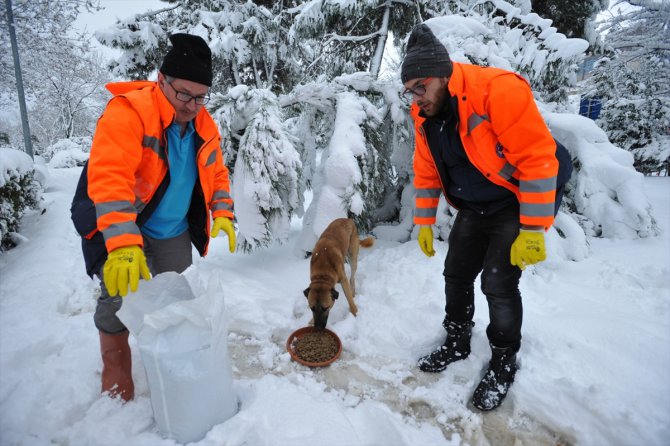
0,167,668,446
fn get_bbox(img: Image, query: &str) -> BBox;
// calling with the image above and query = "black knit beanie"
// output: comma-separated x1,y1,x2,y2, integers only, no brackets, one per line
160,33,213,86
401,24,453,83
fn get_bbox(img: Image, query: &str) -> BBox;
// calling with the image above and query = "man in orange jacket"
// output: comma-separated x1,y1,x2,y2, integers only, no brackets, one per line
401,24,572,411
71,33,236,402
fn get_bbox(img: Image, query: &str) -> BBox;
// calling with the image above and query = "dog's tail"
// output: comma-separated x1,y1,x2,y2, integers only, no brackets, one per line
360,237,374,248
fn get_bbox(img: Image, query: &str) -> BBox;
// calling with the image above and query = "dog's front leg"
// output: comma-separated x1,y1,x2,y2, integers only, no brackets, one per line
339,272,357,316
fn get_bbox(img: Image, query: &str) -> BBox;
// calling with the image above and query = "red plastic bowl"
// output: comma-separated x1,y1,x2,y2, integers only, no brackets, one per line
286,326,342,367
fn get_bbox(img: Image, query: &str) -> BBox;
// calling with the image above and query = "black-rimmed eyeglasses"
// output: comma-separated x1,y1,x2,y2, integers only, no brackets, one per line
402,77,435,100
166,81,210,105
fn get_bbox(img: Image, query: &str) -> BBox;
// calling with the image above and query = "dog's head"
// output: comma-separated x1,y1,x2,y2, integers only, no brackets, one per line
303,285,339,330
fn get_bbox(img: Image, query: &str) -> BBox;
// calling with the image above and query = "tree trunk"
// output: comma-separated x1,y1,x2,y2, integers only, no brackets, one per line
231,59,241,85
370,2,391,79
252,57,263,88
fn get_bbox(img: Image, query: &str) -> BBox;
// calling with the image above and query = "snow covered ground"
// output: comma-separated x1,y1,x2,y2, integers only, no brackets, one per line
0,167,668,446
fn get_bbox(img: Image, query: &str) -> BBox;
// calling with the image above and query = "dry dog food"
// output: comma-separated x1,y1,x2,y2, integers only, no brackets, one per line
293,331,339,363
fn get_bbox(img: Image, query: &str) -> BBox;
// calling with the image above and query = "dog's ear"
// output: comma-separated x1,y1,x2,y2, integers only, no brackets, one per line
303,287,310,298
331,289,339,300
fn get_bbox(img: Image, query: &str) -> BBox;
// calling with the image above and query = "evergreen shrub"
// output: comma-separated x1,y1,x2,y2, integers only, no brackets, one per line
0,148,42,250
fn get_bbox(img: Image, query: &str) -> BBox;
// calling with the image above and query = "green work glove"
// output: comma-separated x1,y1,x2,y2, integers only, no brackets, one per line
103,245,151,297
510,229,546,270
418,225,436,257
211,217,236,253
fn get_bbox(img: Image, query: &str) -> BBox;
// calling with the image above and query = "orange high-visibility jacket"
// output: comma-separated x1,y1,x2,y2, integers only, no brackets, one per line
87,81,234,255
412,63,559,229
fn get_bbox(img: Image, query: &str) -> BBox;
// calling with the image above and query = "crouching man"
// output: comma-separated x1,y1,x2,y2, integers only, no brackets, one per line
401,23,572,410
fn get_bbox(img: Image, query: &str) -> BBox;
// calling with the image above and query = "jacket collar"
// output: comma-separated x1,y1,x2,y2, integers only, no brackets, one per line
447,62,465,98
105,80,218,139
106,80,183,131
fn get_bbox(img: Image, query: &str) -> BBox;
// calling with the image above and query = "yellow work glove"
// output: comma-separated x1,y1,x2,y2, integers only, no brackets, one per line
510,229,546,270
418,225,436,257
103,245,151,297
211,217,236,253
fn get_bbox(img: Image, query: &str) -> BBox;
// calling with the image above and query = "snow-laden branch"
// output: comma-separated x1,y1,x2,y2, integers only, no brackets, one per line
611,42,670,52
134,4,180,20
324,30,382,43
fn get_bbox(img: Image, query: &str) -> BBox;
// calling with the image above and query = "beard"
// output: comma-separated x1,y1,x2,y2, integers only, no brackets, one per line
416,85,448,117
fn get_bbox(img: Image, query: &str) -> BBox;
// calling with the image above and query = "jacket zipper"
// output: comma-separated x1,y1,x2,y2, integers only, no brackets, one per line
419,122,458,211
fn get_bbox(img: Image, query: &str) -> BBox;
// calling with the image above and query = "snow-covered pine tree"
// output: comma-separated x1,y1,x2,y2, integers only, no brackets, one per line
530,0,609,44
97,0,291,93
212,85,301,251
98,0,654,252
284,105,318,216
483,0,590,103
277,1,419,249
587,56,669,174
268,0,590,247
287,0,419,80
280,73,392,251
586,0,670,174
365,76,415,240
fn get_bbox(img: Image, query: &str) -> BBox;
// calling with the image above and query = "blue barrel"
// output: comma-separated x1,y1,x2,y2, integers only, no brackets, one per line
579,96,602,120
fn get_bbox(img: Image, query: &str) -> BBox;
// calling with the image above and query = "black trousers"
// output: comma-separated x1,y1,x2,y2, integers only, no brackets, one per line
443,205,523,351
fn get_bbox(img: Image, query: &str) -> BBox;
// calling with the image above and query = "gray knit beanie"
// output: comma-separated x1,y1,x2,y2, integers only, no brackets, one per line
401,24,453,83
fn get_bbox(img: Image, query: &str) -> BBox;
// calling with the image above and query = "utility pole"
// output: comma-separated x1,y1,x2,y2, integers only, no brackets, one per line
4,0,33,159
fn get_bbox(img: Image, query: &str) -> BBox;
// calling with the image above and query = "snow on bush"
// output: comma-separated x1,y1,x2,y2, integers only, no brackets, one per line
546,113,658,239
0,148,42,250
43,137,91,168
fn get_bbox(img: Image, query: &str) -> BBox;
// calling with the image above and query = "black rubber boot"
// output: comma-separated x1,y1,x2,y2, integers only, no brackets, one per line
418,320,474,373
472,344,518,411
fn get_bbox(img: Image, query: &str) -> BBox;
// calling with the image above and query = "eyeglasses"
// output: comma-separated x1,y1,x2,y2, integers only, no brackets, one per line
402,77,435,100
166,81,210,105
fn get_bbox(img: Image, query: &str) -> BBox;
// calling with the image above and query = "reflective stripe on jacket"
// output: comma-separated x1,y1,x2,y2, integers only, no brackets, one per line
412,63,559,229
87,81,234,255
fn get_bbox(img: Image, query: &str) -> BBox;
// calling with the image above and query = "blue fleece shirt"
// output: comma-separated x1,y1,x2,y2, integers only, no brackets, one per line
142,121,197,239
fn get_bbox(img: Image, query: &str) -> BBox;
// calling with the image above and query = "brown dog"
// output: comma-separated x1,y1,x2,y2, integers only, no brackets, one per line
303,218,374,330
